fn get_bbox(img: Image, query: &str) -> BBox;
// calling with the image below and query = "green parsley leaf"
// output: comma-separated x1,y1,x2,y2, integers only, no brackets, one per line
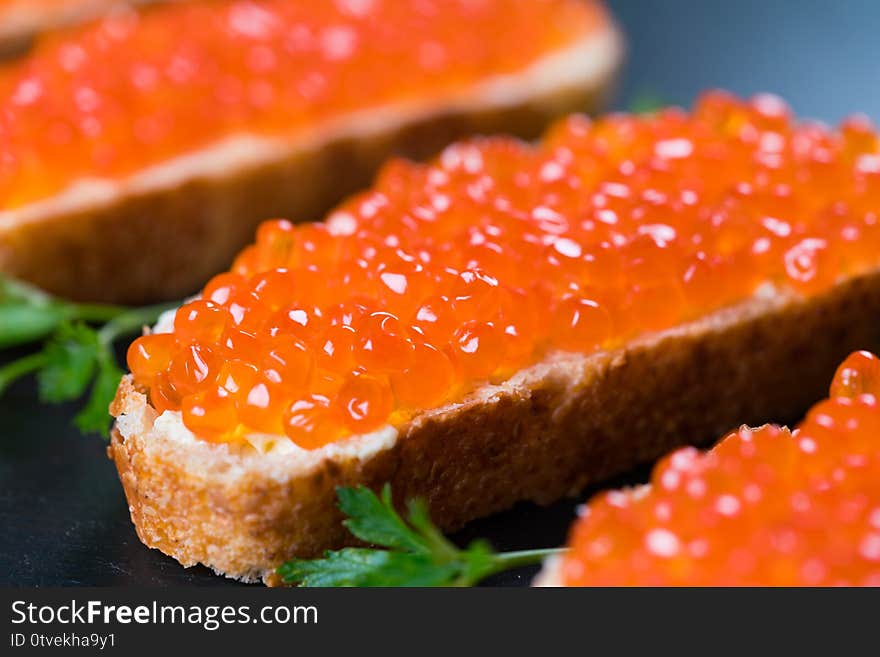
0,273,177,437
278,548,459,587
355,552,459,587
74,351,124,437
0,275,72,348
0,275,53,305
458,540,499,584
405,498,458,557
338,484,429,553
278,485,564,587
628,92,672,115
37,322,101,402
277,548,393,587
0,303,65,349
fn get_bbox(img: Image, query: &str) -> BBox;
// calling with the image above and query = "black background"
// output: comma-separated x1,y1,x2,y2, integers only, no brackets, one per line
2,0,880,587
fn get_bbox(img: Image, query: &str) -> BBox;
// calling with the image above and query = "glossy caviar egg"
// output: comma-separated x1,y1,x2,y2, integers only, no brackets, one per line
830,351,880,400
352,312,415,373
203,272,247,305
315,323,357,372
181,386,239,442
237,374,288,435
128,92,880,449
149,372,180,415
283,394,345,450
260,334,315,390
551,294,613,352
335,373,394,434
558,351,880,586
216,359,259,400
127,333,176,384
390,342,457,409
410,295,458,344
167,342,220,396
450,320,506,380
172,299,228,344
265,305,326,345
0,0,606,208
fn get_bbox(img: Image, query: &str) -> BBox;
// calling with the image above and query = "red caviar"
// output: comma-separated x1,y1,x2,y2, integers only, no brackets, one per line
0,0,606,208
559,350,880,586
126,333,175,385
128,92,880,450
283,394,344,450
830,349,880,400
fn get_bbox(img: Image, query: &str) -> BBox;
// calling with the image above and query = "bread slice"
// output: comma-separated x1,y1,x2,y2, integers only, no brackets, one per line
0,7,622,303
109,268,880,584
533,556,566,587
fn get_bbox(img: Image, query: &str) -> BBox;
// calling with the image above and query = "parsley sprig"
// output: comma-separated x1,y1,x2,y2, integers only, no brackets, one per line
628,91,672,114
0,275,177,435
278,485,563,587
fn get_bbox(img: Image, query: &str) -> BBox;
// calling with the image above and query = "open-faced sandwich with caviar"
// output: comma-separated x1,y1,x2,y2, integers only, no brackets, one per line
109,92,880,583
0,0,622,303
537,350,880,586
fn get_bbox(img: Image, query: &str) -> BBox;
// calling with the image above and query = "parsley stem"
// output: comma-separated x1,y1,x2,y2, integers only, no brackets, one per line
488,547,566,574
0,297,177,400
97,301,179,345
456,547,567,586
65,302,128,323
1,274,127,347
0,275,54,305
0,352,48,395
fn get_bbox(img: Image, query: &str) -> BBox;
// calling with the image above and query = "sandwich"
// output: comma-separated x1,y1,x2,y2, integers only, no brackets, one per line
109,92,880,582
0,0,622,302
537,350,880,586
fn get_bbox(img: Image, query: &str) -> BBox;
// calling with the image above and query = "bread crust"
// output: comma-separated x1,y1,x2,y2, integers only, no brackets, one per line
0,30,620,304
108,269,880,584
0,1,152,56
